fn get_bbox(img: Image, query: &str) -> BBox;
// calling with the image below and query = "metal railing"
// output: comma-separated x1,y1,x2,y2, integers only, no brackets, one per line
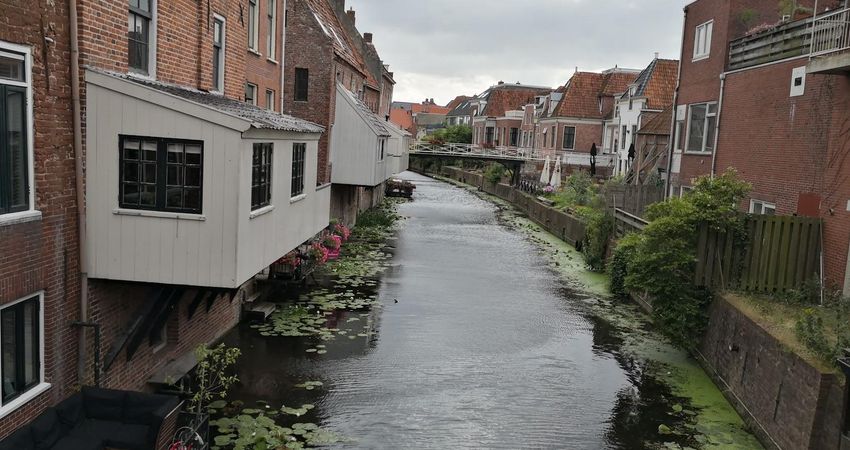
410,142,544,161
810,7,850,57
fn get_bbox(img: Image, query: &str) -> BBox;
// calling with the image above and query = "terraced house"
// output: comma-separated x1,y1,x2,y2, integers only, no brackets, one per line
470,82,550,150
283,0,403,225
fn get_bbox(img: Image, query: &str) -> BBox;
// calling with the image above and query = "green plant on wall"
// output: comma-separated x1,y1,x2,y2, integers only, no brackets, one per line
484,163,506,184
189,344,241,416
611,170,751,347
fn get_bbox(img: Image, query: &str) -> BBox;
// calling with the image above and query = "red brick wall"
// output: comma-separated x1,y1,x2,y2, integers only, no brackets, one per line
86,280,241,391
717,58,850,288
245,0,285,110
0,0,80,438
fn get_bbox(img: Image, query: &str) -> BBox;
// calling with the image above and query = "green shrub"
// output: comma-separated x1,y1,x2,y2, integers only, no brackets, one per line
612,169,751,347
609,233,642,297
484,164,506,184
577,207,614,272
356,202,399,229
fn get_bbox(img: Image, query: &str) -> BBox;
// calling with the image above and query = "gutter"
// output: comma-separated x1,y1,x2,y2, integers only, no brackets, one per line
710,73,726,178
69,0,90,383
665,7,687,198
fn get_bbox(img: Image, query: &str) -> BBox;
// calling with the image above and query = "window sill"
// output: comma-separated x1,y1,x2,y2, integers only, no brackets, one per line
682,150,713,156
0,383,51,420
290,194,307,204
316,183,331,191
267,58,279,65
126,71,156,82
248,48,262,57
692,55,709,62
113,208,206,221
0,210,42,227
250,204,275,219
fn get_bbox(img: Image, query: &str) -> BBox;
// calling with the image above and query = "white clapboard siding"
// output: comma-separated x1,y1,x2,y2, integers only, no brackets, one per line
85,75,327,289
234,132,329,285
330,88,382,187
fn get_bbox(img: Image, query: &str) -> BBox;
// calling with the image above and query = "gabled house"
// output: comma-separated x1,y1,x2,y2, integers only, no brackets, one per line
606,57,678,176
539,68,638,173
283,0,398,224
446,96,476,127
471,82,551,149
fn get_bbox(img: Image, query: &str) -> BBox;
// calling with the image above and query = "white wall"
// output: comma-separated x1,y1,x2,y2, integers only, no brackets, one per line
86,73,328,288
613,98,646,176
236,131,329,284
330,88,384,186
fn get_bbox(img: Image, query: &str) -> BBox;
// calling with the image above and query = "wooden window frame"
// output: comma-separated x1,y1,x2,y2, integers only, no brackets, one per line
562,126,576,150
294,68,308,102
0,294,41,405
118,135,204,214
212,15,225,93
251,143,273,210
291,143,306,198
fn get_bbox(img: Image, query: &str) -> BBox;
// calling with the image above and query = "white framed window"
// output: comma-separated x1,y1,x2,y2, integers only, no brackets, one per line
685,102,717,153
693,20,713,60
266,0,277,59
750,199,776,215
128,0,157,77
245,82,257,105
247,0,259,52
0,42,35,222
265,89,274,110
212,15,225,93
0,292,48,419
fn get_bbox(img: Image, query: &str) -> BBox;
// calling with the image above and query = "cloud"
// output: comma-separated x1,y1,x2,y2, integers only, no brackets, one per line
346,0,685,105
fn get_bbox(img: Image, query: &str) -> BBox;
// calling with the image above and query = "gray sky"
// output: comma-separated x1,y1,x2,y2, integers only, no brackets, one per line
346,0,687,105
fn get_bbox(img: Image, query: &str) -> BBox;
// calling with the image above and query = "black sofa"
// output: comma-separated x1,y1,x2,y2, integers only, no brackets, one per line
0,386,180,450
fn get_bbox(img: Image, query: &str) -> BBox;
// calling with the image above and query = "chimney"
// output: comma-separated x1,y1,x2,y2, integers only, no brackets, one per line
654,52,659,60
346,7,355,24
498,80,504,85
364,32,373,43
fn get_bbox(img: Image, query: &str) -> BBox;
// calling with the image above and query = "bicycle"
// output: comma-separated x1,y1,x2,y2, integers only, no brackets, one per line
169,414,206,450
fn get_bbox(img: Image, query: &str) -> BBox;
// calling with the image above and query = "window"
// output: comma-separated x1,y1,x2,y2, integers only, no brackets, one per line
291,143,306,198
266,0,277,58
294,68,308,102
119,136,203,214
251,143,273,210
128,0,153,75
378,139,386,161
562,126,575,150
265,89,274,111
551,126,556,148
247,0,259,51
621,125,627,149
686,102,717,153
631,125,637,146
693,20,713,60
0,48,30,216
750,200,776,215
485,127,494,144
245,82,257,105
1,294,41,405
212,16,225,92
510,128,518,147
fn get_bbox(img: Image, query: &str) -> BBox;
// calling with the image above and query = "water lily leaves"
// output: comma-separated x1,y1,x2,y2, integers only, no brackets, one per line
658,424,673,435
672,404,683,413
317,349,327,354
305,348,317,353
294,380,323,390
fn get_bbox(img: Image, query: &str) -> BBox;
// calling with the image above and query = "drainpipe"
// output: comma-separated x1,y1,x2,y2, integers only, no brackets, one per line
665,7,687,198
69,0,90,384
280,0,287,111
710,73,726,178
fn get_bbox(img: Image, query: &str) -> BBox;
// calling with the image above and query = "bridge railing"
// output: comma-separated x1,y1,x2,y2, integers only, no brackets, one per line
410,141,543,161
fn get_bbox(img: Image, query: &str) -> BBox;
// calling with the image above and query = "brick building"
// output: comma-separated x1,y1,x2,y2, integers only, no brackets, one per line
669,0,850,291
536,69,638,175
0,0,81,436
470,82,550,149
283,0,400,225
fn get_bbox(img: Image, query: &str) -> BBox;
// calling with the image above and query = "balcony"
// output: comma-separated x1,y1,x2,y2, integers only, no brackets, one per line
728,7,850,74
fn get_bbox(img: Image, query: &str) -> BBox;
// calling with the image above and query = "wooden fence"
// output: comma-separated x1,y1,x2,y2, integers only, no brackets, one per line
604,184,665,218
695,215,822,293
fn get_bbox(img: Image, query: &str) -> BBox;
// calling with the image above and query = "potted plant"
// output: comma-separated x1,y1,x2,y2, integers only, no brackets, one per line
307,242,329,265
175,344,240,449
333,223,351,242
322,234,342,259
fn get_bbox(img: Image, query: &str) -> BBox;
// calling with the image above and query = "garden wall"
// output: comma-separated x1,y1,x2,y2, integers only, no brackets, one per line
439,167,586,247
698,295,846,450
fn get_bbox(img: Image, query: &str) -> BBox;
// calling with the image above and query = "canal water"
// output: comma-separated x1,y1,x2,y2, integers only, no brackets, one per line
220,172,761,449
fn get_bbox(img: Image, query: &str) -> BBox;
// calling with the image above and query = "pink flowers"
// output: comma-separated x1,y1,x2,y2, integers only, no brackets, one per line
543,185,555,194
333,223,351,241
308,242,329,264
276,250,301,268
323,234,342,251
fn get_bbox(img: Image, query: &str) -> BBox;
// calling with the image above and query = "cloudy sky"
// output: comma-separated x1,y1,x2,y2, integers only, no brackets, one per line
346,0,687,105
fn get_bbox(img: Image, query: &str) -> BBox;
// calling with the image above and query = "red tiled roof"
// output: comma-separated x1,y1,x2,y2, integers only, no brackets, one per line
390,108,413,130
638,59,678,110
552,70,638,119
638,105,673,135
445,95,471,111
411,103,450,114
306,0,369,79
482,85,550,117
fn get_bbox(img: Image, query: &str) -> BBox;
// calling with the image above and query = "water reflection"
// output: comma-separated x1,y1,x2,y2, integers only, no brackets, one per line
219,172,737,449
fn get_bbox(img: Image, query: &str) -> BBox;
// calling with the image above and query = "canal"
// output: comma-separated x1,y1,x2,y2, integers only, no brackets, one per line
218,172,762,449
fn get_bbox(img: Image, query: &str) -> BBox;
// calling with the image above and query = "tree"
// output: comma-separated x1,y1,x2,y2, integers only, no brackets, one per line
425,125,472,144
